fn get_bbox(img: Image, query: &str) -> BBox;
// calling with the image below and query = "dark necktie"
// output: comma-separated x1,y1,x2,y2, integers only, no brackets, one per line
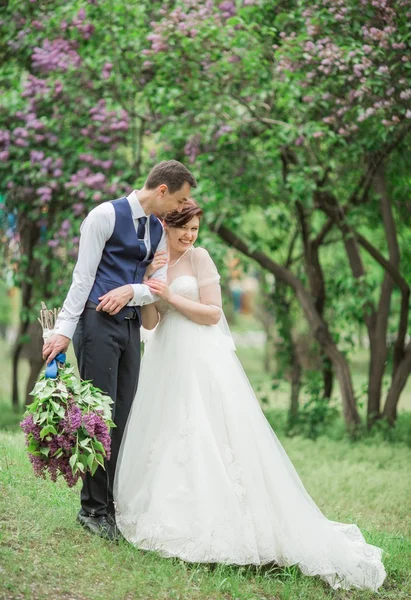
137,216,147,260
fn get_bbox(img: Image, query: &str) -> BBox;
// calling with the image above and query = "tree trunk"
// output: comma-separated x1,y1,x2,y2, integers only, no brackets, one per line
355,231,410,377
296,201,334,401
367,338,386,424
275,282,302,423
213,222,361,434
263,316,276,374
22,322,45,404
370,168,402,424
11,328,25,409
10,205,40,409
289,343,302,426
367,274,392,426
322,356,334,399
315,189,389,427
383,341,411,424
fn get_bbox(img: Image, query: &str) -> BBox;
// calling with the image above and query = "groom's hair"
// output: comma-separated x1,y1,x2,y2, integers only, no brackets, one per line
145,160,197,194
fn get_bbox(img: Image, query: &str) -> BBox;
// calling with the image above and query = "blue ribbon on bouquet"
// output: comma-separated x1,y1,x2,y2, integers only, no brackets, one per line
45,352,66,379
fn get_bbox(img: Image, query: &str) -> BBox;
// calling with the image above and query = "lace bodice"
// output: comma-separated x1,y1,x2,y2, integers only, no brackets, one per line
156,247,221,318
156,276,200,317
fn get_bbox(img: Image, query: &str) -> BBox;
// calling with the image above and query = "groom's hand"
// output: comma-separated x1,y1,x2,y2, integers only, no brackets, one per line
42,334,70,365
97,285,134,315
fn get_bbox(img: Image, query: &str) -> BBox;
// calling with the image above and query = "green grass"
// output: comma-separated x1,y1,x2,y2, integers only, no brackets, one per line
1,428,410,600
1,321,410,599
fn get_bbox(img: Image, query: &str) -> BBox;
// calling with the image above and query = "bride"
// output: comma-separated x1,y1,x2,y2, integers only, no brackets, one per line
114,200,386,591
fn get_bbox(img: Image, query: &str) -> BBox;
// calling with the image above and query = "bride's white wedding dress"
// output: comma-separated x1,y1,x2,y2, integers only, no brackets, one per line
114,246,386,591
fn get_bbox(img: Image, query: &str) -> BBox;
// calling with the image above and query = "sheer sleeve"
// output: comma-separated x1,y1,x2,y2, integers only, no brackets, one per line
191,247,222,308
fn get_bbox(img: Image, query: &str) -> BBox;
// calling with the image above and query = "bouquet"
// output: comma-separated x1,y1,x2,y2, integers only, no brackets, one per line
20,303,115,487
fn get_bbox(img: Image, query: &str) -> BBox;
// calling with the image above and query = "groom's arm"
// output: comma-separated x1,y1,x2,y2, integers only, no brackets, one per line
43,204,114,362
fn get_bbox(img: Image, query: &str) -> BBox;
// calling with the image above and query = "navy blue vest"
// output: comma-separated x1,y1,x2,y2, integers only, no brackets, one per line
88,197,163,324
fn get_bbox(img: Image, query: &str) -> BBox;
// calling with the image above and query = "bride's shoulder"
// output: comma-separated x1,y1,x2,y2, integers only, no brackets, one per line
191,246,216,265
192,246,212,258
190,247,220,283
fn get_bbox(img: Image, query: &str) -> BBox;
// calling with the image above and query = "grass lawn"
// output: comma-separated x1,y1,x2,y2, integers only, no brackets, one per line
1,426,410,600
0,319,410,599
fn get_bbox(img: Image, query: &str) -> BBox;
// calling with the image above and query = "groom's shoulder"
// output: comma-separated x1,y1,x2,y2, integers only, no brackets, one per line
82,201,114,227
88,200,115,216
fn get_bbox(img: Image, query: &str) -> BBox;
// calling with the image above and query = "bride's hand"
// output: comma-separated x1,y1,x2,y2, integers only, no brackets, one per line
145,251,168,279
146,279,173,302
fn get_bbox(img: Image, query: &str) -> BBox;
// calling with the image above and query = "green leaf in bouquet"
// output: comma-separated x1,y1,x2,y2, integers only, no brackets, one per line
37,411,49,425
26,398,41,413
80,381,92,395
82,396,94,406
40,447,50,456
30,379,48,397
52,448,63,458
79,438,90,448
95,454,105,468
91,388,114,406
67,377,82,395
27,441,40,453
62,366,76,376
87,453,95,469
40,424,58,439
50,400,66,418
37,382,57,401
69,454,77,471
93,440,105,454
77,461,85,473
55,381,69,396
78,454,89,467
90,461,99,477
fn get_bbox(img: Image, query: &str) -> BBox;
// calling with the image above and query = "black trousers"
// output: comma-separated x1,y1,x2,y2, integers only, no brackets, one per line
73,306,141,517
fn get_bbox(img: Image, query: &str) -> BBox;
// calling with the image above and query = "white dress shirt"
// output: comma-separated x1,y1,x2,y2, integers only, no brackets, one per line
54,191,167,339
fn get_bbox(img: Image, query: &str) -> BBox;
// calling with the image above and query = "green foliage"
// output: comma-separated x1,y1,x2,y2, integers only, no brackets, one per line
287,371,340,440
0,0,410,425
0,278,11,326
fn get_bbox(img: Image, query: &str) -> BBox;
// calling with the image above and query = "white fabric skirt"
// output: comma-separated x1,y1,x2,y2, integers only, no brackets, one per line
114,311,386,591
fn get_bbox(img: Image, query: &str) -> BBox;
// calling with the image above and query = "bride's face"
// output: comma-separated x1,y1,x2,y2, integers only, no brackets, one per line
167,216,200,254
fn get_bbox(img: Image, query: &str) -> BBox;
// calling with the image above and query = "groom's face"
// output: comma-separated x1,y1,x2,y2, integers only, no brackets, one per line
157,182,191,216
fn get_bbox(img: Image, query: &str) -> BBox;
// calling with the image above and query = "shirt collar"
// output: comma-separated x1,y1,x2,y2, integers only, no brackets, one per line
126,190,148,219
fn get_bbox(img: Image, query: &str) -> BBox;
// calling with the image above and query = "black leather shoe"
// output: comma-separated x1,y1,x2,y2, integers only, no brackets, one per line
76,510,119,541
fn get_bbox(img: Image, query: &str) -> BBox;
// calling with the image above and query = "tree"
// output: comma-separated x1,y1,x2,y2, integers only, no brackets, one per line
135,0,411,430
1,0,410,434
0,0,165,405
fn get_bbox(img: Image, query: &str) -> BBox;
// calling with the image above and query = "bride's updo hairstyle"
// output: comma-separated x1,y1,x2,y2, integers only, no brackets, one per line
164,198,203,228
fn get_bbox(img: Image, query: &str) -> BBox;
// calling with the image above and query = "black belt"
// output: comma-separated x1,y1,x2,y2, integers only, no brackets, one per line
84,301,138,320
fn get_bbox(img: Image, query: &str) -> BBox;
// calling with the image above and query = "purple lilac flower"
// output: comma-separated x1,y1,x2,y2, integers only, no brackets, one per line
59,457,81,487
56,433,75,451
82,412,97,436
219,1,236,19
32,38,82,73
29,454,47,478
61,402,82,433
94,413,111,459
20,414,41,441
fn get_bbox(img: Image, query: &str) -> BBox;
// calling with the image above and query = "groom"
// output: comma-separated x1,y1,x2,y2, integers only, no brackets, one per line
43,160,197,540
